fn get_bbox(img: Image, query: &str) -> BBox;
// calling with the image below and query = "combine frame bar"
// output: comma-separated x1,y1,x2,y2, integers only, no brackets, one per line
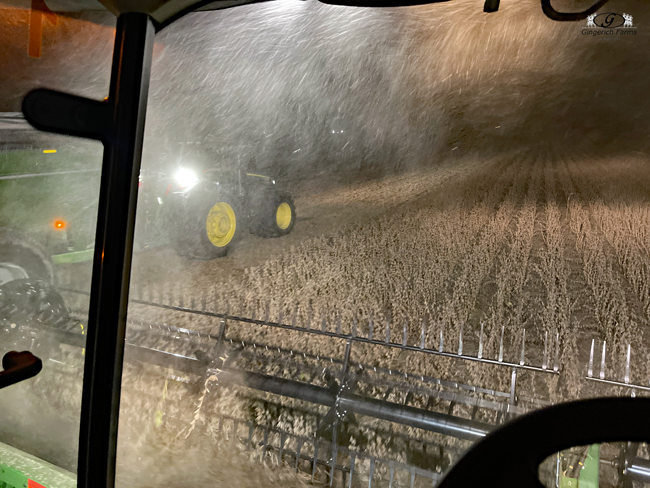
627,458,650,484
125,339,495,441
132,298,558,373
27,319,493,442
586,339,650,393
61,286,561,375
221,369,491,441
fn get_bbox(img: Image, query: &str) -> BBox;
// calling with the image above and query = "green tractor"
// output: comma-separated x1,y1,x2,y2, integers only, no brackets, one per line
164,166,296,259
0,114,297,275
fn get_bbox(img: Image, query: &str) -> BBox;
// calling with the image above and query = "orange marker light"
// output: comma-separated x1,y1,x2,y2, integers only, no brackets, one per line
43,149,57,154
28,478,48,488
53,220,66,230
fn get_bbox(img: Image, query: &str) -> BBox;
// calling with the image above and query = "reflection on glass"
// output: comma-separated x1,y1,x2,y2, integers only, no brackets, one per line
118,0,650,486
1,0,646,486
541,443,650,488
0,6,113,487
0,134,103,481
558,445,599,488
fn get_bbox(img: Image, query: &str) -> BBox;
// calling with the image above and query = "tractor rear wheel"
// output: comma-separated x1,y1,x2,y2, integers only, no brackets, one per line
184,194,243,259
164,203,194,258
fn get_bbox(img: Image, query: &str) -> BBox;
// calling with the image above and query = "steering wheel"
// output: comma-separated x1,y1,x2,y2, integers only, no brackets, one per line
437,397,650,488
541,0,612,21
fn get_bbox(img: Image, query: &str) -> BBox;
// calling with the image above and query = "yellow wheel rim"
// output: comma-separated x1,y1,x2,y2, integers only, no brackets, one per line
206,202,236,247
276,202,292,230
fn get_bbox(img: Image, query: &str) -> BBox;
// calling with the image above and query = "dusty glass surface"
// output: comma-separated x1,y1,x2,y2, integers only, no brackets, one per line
539,442,648,488
113,1,650,486
0,5,114,486
2,0,649,487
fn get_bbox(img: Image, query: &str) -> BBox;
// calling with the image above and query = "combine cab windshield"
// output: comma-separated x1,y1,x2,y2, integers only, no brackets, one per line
1,1,649,487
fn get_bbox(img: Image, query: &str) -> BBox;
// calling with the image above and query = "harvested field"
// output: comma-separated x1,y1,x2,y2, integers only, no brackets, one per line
32,150,650,486
126,150,650,393
2,0,650,485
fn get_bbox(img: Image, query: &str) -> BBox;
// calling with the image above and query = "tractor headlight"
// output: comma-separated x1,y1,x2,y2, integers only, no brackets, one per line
174,168,199,191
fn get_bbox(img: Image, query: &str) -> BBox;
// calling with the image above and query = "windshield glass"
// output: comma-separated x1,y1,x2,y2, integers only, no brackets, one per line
2,0,650,487
0,5,114,487
120,1,650,486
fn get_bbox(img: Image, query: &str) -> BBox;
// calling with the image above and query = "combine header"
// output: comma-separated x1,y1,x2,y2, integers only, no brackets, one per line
6,277,650,486
5,277,566,487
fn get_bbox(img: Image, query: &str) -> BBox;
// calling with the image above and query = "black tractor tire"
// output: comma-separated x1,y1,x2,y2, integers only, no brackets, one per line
252,192,296,238
0,229,54,284
163,203,194,258
179,192,243,260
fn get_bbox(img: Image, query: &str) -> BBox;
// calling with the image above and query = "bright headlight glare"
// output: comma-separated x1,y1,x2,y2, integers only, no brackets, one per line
174,168,198,190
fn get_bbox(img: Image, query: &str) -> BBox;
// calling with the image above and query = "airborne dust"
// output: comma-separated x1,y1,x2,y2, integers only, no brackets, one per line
1,0,650,486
